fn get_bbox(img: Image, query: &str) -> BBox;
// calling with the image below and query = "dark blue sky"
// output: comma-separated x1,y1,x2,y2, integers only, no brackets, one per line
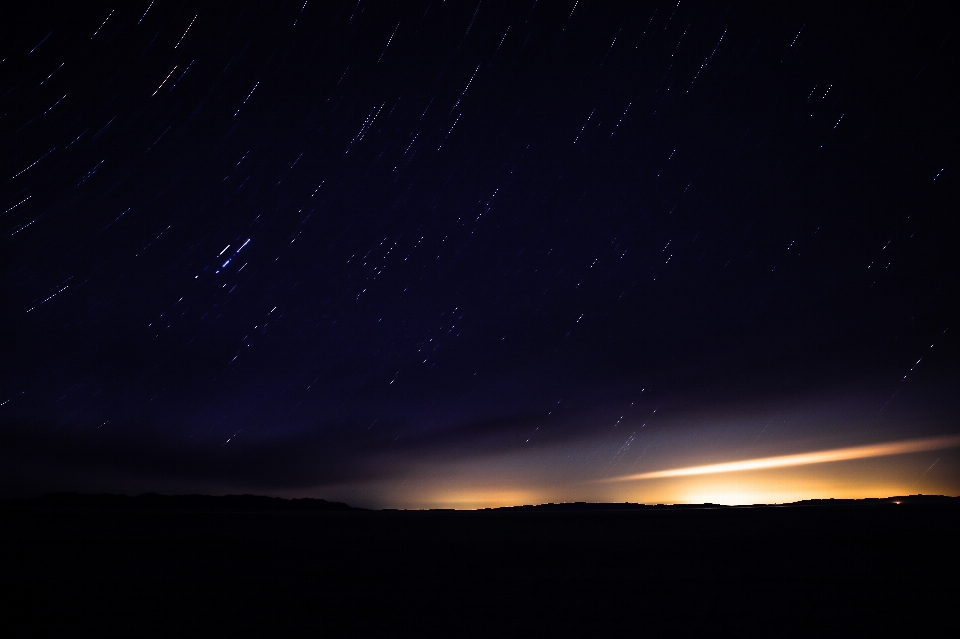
2,1,956,505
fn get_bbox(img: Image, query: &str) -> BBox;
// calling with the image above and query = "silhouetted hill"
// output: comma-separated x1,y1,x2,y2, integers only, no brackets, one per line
4,492,957,514
3,493,957,635
1,491,358,512
488,495,960,511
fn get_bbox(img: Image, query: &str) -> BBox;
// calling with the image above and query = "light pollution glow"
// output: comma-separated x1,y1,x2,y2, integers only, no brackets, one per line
323,434,960,509
603,434,960,482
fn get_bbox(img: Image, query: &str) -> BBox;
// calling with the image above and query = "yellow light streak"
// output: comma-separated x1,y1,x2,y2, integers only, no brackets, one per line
605,434,960,482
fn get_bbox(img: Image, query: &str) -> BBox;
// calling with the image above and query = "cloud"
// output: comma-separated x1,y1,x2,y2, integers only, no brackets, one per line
603,434,960,481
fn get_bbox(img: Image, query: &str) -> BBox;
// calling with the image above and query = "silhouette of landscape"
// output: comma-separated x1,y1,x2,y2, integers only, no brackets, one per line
3,493,957,634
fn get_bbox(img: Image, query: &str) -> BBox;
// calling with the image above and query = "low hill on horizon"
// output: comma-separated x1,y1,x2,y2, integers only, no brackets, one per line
3,492,958,513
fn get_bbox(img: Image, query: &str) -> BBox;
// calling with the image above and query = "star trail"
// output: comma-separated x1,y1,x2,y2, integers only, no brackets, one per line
1,1,956,507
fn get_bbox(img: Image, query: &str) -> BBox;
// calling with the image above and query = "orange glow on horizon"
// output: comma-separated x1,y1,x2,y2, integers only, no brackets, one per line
604,435,960,482
318,433,960,509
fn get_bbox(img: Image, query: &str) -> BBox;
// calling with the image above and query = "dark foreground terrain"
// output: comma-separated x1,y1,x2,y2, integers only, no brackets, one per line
2,494,958,636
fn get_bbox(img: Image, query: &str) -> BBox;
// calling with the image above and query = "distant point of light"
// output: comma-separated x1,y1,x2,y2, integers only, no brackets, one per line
604,435,960,481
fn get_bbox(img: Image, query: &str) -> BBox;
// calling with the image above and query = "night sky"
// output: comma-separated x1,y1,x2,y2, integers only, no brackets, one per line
2,1,957,507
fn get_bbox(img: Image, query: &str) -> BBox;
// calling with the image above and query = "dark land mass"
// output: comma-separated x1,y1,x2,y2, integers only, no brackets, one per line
3,494,958,636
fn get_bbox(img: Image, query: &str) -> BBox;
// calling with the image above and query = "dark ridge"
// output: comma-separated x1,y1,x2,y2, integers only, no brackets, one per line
3,493,956,514
0,492,359,512
484,495,960,511
3,492,957,633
